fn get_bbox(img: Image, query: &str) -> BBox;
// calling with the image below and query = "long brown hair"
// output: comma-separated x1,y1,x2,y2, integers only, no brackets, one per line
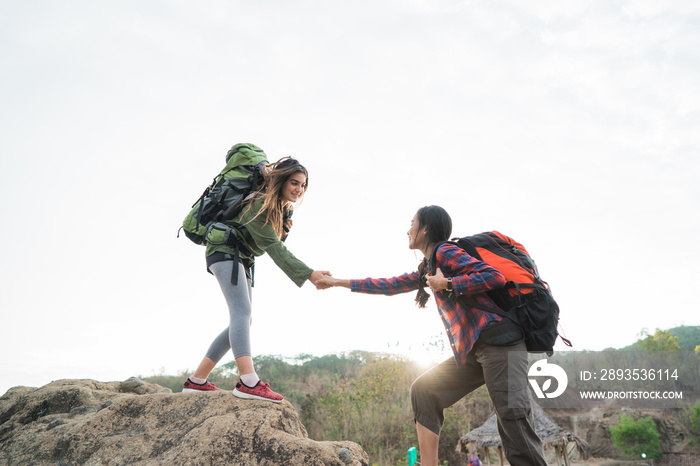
243,156,309,238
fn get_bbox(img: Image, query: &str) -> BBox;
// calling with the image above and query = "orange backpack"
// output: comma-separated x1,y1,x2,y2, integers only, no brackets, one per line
431,231,571,354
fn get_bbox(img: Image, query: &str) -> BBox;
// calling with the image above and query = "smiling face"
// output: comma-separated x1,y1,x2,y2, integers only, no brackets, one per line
281,171,307,203
407,213,427,250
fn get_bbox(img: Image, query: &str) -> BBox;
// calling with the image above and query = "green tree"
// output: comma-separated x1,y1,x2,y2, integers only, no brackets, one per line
634,329,681,352
309,356,419,465
610,414,663,460
668,325,700,350
689,399,700,445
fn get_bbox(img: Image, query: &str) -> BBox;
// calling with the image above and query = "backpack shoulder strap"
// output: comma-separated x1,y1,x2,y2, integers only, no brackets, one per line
428,240,457,275
454,235,483,260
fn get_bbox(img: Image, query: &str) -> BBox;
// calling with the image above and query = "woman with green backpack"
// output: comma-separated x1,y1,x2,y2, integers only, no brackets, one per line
182,154,330,402
315,205,546,466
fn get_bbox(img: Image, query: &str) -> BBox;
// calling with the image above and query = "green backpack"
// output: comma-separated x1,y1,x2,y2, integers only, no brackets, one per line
179,143,268,245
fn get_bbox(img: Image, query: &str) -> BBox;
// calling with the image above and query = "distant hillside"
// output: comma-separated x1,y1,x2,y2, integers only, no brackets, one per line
669,325,700,350
622,325,700,351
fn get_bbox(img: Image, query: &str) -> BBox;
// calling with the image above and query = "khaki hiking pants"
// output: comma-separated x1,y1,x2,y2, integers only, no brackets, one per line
410,340,547,466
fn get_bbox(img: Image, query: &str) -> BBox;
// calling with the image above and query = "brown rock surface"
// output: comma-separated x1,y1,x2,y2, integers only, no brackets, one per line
0,378,369,465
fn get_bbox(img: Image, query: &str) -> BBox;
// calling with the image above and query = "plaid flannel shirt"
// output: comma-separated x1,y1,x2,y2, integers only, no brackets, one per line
350,243,505,365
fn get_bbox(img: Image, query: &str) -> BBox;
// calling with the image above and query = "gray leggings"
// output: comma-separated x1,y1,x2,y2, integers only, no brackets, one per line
205,260,253,362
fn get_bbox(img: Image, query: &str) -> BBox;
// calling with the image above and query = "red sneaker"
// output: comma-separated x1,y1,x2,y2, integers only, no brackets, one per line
233,380,284,403
182,378,222,393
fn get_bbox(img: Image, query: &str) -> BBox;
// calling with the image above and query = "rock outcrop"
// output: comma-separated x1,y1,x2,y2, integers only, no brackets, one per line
0,378,369,465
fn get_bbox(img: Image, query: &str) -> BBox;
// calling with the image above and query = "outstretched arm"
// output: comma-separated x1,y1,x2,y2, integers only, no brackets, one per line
317,271,420,295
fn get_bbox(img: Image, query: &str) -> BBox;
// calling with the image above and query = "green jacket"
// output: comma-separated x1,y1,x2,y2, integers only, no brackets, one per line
205,198,313,287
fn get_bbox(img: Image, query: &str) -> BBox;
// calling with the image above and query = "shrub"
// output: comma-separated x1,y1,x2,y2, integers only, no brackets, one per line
688,399,700,445
307,356,420,465
610,414,663,460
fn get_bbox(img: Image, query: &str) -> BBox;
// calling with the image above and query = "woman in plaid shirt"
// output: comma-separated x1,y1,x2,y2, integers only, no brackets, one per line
317,206,546,466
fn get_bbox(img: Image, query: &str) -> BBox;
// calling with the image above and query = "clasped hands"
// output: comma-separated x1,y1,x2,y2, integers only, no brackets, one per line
308,270,334,290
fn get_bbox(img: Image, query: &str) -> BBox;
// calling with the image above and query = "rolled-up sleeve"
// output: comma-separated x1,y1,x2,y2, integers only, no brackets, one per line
245,211,313,287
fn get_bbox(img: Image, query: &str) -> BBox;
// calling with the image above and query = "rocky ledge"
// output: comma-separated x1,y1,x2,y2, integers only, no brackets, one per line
0,378,369,465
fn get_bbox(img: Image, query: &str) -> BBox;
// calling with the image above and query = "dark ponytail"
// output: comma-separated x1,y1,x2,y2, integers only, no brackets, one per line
413,206,452,308
415,258,431,308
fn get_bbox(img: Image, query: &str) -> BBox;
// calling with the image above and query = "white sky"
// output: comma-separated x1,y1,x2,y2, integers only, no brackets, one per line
1,0,698,396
